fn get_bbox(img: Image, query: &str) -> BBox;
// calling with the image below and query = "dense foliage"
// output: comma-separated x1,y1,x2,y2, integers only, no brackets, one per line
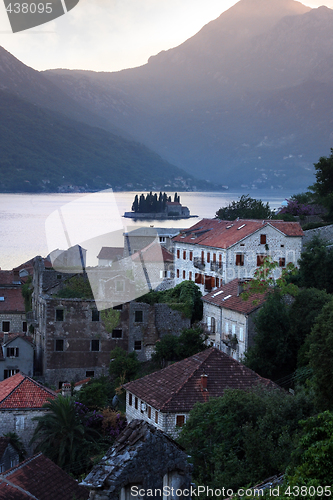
152,327,207,366
109,346,140,385
139,280,203,323
76,376,115,410
54,275,94,299
131,191,180,213
178,388,314,493
216,194,272,220
309,147,333,221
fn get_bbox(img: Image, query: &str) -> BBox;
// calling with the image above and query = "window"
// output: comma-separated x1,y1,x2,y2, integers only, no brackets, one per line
257,255,265,266
159,236,166,243
116,280,124,292
201,251,205,264
235,254,244,266
155,411,159,424
112,329,122,338
135,397,138,410
91,339,100,351
189,251,193,261
176,415,185,427
4,369,19,379
279,258,286,267
232,324,236,335
225,322,229,333
55,309,64,321
183,270,186,279
55,339,64,351
239,327,244,342
22,321,27,333
6,347,19,358
176,249,180,259
176,269,180,278
207,252,210,263
134,340,142,350
86,371,94,377
15,416,25,431
147,406,151,419
91,309,100,321
135,310,143,323
57,274,62,280
215,277,219,287
260,234,267,244
219,254,222,268
2,321,10,333
129,393,132,406
281,244,285,248
189,271,192,281
183,250,186,260
213,253,216,263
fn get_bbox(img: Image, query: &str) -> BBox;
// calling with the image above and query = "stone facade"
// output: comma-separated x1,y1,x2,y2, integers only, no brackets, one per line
82,419,192,500
0,408,48,456
0,313,27,335
303,224,333,246
174,221,303,294
128,302,190,362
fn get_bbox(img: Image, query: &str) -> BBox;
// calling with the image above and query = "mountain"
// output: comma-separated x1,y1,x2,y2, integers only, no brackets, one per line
42,0,333,190
0,90,203,193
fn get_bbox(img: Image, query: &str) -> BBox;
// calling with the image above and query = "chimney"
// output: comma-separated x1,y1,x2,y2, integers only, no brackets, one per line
61,382,71,397
201,373,208,391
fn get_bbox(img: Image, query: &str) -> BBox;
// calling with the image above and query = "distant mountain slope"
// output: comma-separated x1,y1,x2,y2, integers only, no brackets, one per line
43,0,333,190
0,90,200,193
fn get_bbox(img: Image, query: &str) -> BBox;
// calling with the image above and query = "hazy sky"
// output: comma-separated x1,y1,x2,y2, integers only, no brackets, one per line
0,0,332,72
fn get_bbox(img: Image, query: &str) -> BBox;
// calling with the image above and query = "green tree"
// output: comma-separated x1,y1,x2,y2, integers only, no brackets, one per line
101,308,120,333
76,376,114,410
30,395,101,473
292,236,333,293
309,147,333,220
55,275,94,299
178,388,314,493
3,432,27,461
152,327,207,366
216,194,272,220
131,194,139,212
244,290,292,382
307,297,333,410
109,346,140,385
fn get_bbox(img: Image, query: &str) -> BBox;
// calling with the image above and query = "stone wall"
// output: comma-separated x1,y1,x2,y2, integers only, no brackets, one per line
0,409,48,456
303,224,333,246
0,313,26,334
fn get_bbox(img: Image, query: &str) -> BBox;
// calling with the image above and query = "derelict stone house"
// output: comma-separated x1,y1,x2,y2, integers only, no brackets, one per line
30,257,130,388
0,271,27,340
82,419,192,500
124,348,277,438
202,278,267,361
173,218,303,293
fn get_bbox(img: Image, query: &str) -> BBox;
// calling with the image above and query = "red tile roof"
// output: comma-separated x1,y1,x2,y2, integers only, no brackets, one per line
0,453,89,500
202,279,267,313
173,218,303,249
0,373,56,409
124,348,277,413
0,288,25,313
0,271,21,286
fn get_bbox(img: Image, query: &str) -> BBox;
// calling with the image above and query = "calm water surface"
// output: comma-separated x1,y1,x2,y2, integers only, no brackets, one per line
0,190,291,270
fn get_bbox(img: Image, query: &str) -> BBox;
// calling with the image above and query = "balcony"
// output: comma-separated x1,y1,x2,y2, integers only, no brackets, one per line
193,257,205,271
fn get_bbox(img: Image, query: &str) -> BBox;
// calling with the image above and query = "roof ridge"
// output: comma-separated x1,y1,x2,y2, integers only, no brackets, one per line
0,477,38,499
0,373,25,404
3,452,43,478
159,349,215,410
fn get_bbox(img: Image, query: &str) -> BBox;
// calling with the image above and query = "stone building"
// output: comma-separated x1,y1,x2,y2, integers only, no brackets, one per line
123,227,180,256
124,348,277,438
0,333,34,381
0,272,27,338
173,218,303,293
0,373,56,456
0,437,19,473
81,419,192,500
201,279,267,361
128,302,190,362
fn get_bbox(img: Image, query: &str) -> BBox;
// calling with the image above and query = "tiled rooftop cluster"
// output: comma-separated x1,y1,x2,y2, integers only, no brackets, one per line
0,373,56,409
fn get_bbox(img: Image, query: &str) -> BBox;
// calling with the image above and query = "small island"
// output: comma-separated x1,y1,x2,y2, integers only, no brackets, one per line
124,192,195,219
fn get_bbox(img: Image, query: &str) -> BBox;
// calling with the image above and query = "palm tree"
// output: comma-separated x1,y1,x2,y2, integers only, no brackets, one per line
30,395,101,472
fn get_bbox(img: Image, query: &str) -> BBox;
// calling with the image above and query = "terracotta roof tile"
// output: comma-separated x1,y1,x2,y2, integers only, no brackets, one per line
124,348,277,412
0,453,89,500
0,271,21,286
202,279,267,313
0,373,56,409
173,218,303,249
0,289,25,313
